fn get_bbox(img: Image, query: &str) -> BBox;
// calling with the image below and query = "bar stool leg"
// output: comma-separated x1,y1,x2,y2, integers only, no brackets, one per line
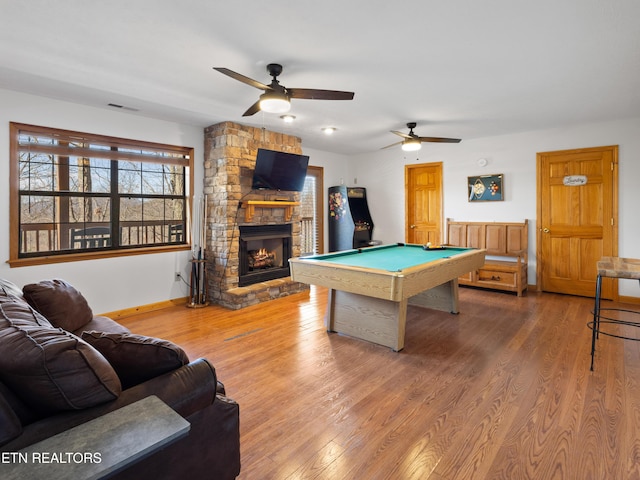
590,274,603,371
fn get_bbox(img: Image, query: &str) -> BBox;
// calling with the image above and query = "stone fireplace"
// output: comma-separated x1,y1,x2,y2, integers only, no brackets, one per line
203,121,309,309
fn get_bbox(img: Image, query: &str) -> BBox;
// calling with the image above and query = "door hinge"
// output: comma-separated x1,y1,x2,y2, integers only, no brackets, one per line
611,218,614,226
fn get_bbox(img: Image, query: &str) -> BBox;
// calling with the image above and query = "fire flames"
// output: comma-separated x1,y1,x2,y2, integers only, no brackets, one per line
248,248,277,269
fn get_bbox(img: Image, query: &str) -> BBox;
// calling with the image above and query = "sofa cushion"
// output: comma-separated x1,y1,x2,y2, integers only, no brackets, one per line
0,379,38,426
81,331,190,389
0,293,52,329
0,303,121,414
72,315,130,337
23,279,93,332
0,278,24,300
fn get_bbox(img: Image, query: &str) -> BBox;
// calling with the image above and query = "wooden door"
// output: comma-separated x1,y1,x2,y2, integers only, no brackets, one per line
537,146,618,298
405,163,443,245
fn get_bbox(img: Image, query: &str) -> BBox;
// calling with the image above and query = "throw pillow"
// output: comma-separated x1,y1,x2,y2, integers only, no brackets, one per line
0,303,121,414
23,279,93,332
81,331,190,389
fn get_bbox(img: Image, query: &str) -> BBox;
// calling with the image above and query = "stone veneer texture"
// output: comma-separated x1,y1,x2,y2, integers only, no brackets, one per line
203,121,309,309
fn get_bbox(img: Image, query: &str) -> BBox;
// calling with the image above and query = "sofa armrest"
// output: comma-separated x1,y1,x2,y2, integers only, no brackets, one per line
0,358,217,451
72,315,130,336
118,358,217,418
0,390,22,447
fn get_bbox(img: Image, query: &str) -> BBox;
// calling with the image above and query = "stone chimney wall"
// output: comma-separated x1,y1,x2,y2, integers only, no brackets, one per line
203,121,309,309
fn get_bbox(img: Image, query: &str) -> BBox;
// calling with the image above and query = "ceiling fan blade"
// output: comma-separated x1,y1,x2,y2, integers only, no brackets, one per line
289,88,354,100
213,67,271,91
381,140,403,150
418,136,462,143
390,130,412,139
242,100,261,117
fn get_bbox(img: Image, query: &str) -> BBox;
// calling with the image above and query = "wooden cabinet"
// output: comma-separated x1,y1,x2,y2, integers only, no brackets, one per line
446,219,528,296
476,262,521,289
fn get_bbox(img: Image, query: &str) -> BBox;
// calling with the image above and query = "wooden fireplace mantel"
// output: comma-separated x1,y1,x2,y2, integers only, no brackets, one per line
242,201,300,222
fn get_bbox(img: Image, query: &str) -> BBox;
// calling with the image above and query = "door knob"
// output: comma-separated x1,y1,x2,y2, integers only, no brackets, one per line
410,225,416,229
543,228,550,233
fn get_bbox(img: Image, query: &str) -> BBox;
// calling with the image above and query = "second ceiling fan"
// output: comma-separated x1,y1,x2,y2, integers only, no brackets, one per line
383,122,461,151
214,63,355,117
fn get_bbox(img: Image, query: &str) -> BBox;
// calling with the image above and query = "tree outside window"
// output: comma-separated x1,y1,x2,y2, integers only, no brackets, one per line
9,123,193,266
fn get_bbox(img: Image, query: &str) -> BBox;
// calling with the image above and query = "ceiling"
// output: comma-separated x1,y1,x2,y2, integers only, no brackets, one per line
1,0,639,155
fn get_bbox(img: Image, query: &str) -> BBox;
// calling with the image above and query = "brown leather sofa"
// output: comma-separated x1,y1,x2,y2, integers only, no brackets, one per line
0,278,240,479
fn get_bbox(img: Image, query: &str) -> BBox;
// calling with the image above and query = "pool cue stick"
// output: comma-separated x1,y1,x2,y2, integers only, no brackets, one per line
200,195,208,304
191,199,200,305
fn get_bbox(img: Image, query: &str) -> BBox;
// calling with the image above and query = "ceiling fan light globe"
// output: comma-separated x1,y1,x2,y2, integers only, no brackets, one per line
401,139,422,151
259,92,291,113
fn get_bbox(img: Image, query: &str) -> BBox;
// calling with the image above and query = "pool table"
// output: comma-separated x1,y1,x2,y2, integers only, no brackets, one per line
289,243,485,351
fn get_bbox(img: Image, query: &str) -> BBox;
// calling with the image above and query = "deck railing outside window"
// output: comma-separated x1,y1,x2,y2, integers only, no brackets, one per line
10,123,192,265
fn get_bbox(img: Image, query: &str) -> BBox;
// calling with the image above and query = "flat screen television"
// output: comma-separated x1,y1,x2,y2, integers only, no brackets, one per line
251,148,310,191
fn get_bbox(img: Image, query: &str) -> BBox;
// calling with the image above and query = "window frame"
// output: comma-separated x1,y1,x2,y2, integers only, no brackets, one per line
9,122,194,267
300,166,324,256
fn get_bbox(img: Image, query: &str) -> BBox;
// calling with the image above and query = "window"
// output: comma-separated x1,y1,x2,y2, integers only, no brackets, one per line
9,123,193,266
300,166,324,256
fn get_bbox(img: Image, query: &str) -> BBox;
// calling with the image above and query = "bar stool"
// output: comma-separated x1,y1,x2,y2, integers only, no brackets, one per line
589,257,640,371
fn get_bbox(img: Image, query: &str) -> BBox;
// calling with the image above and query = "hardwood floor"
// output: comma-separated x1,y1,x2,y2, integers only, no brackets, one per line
118,286,640,479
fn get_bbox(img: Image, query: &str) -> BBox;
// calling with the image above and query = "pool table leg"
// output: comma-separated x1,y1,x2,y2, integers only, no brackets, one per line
407,279,460,314
324,289,406,351
325,288,338,333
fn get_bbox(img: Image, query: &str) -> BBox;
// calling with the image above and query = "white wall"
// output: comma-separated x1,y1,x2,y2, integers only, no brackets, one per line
3,88,637,305
350,117,640,298
301,147,354,253
0,89,204,313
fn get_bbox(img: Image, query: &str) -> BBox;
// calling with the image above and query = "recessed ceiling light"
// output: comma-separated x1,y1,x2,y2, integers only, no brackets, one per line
322,127,336,135
280,114,296,123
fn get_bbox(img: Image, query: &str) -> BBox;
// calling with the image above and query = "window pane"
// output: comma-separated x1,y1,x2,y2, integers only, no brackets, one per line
21,195,55,224
141,169,164,195
118,161,142,194
120,197,143,222
68,157,111,193
165,167,184,196
19,195,55,254
165,198,184,220
69,226,112,250
142,197,165,221
68,196,111,223
19,153,56,191
300,176,316,256
12,123,191,261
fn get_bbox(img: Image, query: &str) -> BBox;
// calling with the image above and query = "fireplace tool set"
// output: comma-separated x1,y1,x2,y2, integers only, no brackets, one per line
187,195,209,307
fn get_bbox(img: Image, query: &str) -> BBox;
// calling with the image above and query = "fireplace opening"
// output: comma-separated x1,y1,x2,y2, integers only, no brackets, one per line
239,224,292,287
248,247,277,270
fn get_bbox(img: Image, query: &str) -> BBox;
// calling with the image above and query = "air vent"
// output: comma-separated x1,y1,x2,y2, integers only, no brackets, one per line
107,103,139,112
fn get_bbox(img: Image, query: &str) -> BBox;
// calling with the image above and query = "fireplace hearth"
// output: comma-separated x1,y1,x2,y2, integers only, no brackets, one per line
239,224,292,287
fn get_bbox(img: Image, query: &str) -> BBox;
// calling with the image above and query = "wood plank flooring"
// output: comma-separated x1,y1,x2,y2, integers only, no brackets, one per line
118,286,640,479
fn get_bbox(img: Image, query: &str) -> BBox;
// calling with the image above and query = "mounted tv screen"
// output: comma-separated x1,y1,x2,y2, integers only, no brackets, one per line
251,148,310,192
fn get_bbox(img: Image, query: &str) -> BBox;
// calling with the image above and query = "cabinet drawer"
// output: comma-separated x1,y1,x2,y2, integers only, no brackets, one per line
476,268,517,287
458,271,474,282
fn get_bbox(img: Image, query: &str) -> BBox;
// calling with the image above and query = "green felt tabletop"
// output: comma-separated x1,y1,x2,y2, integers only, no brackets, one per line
304,244,473,272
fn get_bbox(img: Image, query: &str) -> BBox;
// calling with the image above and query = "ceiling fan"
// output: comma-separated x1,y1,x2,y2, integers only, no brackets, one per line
213,63,355,116
382,122,462,151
